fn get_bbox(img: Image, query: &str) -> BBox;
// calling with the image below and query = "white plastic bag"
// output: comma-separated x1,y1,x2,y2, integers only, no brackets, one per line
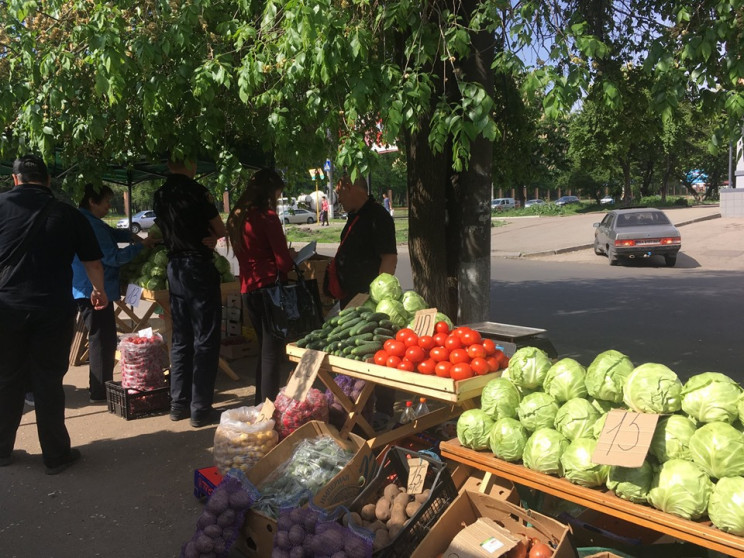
213,405,278,475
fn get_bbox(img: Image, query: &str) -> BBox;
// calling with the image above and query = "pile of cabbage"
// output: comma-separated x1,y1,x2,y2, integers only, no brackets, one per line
456,347,744,534
365,273,452,329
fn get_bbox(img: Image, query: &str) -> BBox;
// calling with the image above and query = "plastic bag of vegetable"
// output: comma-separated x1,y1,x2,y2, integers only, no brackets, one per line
585,349,634,403
369,273,403,302
273,387,330,440
480,377,521,421
507,346,552,390
456,409,495,450
516,392,559,433
681,372,743,424
522,428,569,476
647,459,713,520
708,476,744,536
488,417,528,462
325,375,375,431
623,363,682,414
553,398,600,441
688,422,744,479
607,461,654,504
649,414,697,463
542,358,588,403
560,438,610,488
213,404,278,475
181,470,259,558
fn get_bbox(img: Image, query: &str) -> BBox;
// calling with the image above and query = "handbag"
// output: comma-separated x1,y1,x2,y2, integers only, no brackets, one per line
0,198,55,288
260,266,324,341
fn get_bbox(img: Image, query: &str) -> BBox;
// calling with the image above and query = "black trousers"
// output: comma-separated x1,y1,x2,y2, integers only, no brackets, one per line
0,306,75,467
167,254,222,416
76,299,117,399
243,290,287,404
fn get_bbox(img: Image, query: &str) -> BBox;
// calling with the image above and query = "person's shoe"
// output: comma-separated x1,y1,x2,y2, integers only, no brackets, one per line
24,393,35,407
89,396,107,403
170,406,189,421
190,409,220,428
45,449,81,475
0,455,12,467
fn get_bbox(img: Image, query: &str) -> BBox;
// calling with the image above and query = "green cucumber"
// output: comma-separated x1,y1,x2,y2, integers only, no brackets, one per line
306,340,326,350
365,312,389,323
378,319,396,330
295,337,310,348
353,322,378,336
373,334,393,343
351,341,383,356
352,333,375,345
373,327,395,337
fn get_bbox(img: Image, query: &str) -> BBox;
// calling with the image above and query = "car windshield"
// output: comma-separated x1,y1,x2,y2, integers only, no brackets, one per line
616,212,671,227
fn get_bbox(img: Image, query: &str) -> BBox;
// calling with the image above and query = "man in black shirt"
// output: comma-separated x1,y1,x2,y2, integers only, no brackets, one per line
153,158,227,428
0,154,107,475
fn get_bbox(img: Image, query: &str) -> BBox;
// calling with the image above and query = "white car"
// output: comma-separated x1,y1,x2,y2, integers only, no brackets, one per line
524,199,546,208
279,208,316,224
117,210,156,234
600,196,615,205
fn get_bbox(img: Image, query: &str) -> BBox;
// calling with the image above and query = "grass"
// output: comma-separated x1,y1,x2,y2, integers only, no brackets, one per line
284,217,410,244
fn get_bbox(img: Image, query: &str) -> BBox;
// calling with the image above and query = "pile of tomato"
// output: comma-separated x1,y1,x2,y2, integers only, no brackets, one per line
372,322,509,381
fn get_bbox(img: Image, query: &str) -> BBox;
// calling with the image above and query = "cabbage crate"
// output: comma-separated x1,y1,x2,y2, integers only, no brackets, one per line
105,381,170,420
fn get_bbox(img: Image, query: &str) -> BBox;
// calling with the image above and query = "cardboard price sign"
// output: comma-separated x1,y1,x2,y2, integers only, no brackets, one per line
257,398,276,423
592,409,659,468
406,457,429,494
411,308,438,337
124,284,142,307
343,293,369,310
284,349,325,401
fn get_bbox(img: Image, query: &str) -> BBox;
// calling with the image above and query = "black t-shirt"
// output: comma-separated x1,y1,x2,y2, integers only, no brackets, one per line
336,196,397,299
0,184,103,312
153,173,219,257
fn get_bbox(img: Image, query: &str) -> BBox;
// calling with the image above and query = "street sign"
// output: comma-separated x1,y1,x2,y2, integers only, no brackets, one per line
323,159,331,172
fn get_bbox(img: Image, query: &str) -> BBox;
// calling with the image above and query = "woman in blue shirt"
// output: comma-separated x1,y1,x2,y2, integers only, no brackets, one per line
71,184,156,401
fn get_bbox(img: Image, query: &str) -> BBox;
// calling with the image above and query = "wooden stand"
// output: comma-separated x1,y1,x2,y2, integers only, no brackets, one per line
440,439,744,557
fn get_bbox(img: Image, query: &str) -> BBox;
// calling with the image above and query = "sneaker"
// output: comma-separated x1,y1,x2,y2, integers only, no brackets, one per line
45,449,81,475
24,393,35,407
190,409,220,428
169,406,189,422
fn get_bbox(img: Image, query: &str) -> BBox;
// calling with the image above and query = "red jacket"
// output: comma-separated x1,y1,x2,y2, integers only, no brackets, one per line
235,208,294,293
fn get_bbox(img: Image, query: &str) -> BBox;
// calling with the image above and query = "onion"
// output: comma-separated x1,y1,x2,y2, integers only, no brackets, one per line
528,541,553,558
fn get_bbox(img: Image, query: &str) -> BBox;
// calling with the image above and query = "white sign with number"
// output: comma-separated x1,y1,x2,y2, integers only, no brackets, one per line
125,283,142,307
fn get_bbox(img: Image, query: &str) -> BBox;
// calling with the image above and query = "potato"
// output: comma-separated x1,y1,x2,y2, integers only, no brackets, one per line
375,495,391,522
414,488,431,503
405,500,422,519
383,483,400,501
373,528,391,551
360,503,377,522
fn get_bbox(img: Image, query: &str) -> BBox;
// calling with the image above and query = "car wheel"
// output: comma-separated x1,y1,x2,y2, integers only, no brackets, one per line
130,223,141,234
664,255,677,267
593,240,603,256
608,247,619,266
284,218,290,224
307,217,315,224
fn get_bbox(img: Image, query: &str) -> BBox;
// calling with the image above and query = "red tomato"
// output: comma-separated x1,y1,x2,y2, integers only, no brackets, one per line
397,359,415,372
482,338,497,355
470,357,490,376
386,355,402,368
429,346,450,363
417,335,436,351
486,356,500,372
450,363,475,381
434,321,450,334
403,334,420,348
434,361,452,378
466,344,487,359
449,348,470,365
444,335,463,351
460,330,482,346
395,328,417,342
405,345,427,364
383,339,406,358
374,350,389,366
453,326,472,339
417,359,436,375
433,332,448,347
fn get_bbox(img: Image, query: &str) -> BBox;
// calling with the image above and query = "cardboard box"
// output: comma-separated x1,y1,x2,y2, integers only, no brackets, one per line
451,465,520,504
219,337,258,360
444,517,519,557
226,292,241,308
193,466,223,500
226,321,241,336
236,421,376,557
225,306,241,322
412,490,575,558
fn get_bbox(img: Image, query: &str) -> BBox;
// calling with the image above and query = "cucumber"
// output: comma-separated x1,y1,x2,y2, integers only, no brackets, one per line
352,322,378,336
351,341,383,356
352,333,375,345
338,306,362,317
295,337,310,348
306,340,326,350
373,327,395,337
336,315,365,330
378,319,396,330
373,334,394,343
342,345,356,356
365,312,389,323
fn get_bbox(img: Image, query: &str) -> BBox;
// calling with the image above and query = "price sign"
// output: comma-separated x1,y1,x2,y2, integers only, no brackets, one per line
343,293,369,310
137,327,154,338
125,283,142,307
411,308,437,337
257,398,276,423
284,349,325,401
592,409,659,467
406,457,429,494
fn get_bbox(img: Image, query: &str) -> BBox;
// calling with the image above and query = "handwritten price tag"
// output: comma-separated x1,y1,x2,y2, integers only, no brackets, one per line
343,293,369,310
407,457,429,494
125,283,142,307
592,409,659,467
411,308,437,337
284,349,325,401
257,398,276,423
137,327,154,338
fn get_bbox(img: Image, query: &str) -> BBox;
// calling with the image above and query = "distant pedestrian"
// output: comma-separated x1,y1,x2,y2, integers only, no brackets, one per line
321,197,330,226
382,192,391,215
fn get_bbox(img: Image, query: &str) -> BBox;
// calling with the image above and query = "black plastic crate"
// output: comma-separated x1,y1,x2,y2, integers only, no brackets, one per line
349,446,458,558
105,380,170,420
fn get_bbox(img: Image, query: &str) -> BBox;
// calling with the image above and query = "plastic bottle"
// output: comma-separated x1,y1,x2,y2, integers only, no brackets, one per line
400,401,416,424
414,397,430,418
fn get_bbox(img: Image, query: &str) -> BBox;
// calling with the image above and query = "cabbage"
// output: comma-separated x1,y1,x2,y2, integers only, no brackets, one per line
522,428,569,475
480,378,521,421
488,417,528,462
401,290,428,314
647,459,712,520
369,273,402,302
688,422,744,479
435,312,454,330
507,347,552,390
516,392,559,432
374,299,409,328
152,248,168,266
708,476,744,536
649,415,697,463
585,350,634,403
214,254,231,275
623,363,682,414
554,398,600,441
739,393,744,424
590,398,622,415
607,461,654,503
456,409,494,450
681,372,743,424
361,297,377,312
542,358,588,403
501,368,534,398
592,412,608,439
560,438,610,488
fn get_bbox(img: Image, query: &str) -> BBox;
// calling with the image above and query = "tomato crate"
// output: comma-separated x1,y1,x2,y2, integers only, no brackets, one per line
349,446,458,558
105,381,170,420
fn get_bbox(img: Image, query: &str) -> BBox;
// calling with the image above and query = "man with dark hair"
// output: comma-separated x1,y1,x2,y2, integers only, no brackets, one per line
0,154,108,475
153,158,227,428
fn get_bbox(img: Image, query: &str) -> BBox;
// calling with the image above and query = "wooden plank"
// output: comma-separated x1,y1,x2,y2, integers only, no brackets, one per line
440,439,744,558
367,405,462,450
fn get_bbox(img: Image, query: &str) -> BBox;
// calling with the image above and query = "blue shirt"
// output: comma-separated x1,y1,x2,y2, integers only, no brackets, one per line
72,208,143,302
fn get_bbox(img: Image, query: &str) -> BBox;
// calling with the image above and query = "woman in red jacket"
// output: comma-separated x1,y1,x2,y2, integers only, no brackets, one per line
226,169,295,403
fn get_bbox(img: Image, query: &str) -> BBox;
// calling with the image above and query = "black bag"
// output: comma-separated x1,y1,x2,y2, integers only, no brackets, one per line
260,268,324,341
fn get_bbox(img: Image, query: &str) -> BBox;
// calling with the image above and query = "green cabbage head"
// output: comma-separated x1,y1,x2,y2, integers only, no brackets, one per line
708,476,744,536
522,428,569,476
516,392,559,432
592,412,608,439
507,346,552,389
689,422,744,479
374,299,410,328
647,459,713,520
681,372,742,424
456,409,494,451
554,398,600,441
401,290,428,315
543,358,588,403
623,363,682,413
607,461,654,504
480,377,521,421
369,273,402,302
585,350,634,403
488,417,528,462
649,415,697,463
560,438,610,488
